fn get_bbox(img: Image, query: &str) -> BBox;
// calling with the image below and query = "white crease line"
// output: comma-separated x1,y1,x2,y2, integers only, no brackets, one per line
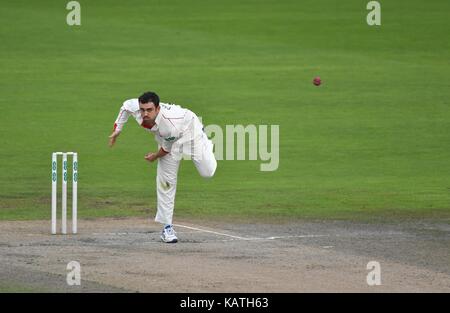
219,235,327,242
173,224,249,240
92,232,129,236
173,223,327,241
259,235,327,240
57,229,326,242
90,231,199,236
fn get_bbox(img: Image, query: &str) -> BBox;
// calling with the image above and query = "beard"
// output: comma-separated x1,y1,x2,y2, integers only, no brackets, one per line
142,118,154,127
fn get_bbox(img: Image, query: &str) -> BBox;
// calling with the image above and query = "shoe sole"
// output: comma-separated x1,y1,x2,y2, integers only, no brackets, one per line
160,236,178,243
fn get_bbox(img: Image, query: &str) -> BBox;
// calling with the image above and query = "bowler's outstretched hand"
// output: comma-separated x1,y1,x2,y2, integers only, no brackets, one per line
145,152,158,162
145,148,169,163
108,130,120,147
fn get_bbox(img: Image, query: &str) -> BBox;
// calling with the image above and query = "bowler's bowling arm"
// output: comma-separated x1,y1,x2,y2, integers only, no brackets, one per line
108,130,121,147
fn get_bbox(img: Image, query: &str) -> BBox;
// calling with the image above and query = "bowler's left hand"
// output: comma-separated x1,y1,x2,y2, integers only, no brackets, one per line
145,152,158,162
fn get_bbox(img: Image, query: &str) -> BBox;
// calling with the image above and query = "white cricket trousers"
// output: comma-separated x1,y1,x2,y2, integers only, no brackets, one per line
154,132,217,225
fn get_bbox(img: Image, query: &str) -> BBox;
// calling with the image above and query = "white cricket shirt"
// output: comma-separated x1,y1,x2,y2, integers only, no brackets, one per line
113,99,203,153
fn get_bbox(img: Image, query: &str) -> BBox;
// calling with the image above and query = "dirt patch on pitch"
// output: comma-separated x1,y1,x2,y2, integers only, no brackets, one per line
0,217,449,292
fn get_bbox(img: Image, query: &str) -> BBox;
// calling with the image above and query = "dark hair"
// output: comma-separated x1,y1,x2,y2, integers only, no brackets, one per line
138,91,160,106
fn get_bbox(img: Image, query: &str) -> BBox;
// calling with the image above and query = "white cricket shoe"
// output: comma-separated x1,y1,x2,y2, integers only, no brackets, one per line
161,225,178,243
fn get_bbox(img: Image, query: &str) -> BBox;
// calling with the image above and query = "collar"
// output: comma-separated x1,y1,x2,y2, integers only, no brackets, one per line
154,107,162,126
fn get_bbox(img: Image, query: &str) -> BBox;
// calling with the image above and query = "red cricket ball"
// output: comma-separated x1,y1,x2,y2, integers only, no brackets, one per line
313,77,321,86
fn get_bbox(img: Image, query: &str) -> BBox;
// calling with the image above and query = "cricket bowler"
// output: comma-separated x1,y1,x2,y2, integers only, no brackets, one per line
108,91,217,243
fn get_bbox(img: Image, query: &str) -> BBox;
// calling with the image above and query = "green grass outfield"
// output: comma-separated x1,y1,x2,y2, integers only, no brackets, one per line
1,0,449,222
